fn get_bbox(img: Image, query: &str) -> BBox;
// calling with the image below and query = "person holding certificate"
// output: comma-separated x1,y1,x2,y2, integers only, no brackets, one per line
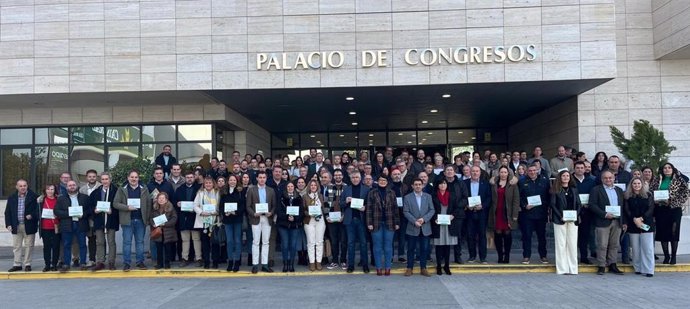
173,171,201,267
150,192,178,269
431,178,461,275
650,163,689,265
114,170,152,272
55,180,91,272
245,171,277,273
276,182,303,272
489,166,520,264
402,179,435,277
38,184,60,272
88,172,119,271
302,180,327,271
464,166,492,264
340,171,371,273
366,175,400,276
624,177,655,277
549,170,582,275
193,177,220,269
220,175,245,272
518,164,551,265
589,170,626,275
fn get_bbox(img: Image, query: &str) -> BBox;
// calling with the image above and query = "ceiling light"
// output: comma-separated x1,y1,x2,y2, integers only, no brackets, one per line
421,120,428,124
346,97,354,101
471,137,476,140
351,122,358,126
457,131,463,134
316,141,321,143
339,134,344,137
310,135,315,138
427,132,433,135
368,133,374,137
411,134,416,137
354,136,358,139
398,133,403,136
430,109,438,113
369,140,373,142
349,111,356,115
422,138,427,141
442,94,451,98
407,141,412,144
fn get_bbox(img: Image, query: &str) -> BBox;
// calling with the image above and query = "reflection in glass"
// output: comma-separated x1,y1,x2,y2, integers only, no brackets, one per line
143,125,176,142
35,146,69,191
178,143,212,167
329,132,358,148
418,130,447,146
2,148,31,196
300,133,327,148
358,132,386,147
447,130,477,144
272,133,300,149
178,124,212,141
1,128,32,145
70,144,106,183
107,145,140,169
72,127,104,144
106,126,141,143
35,128,69,144
388,131,416,146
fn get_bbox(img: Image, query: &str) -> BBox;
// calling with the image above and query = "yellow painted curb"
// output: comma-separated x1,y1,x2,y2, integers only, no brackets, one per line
1,264,688,280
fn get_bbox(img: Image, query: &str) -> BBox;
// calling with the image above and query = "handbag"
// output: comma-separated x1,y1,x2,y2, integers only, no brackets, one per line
150,226,162,239
211,224,226,245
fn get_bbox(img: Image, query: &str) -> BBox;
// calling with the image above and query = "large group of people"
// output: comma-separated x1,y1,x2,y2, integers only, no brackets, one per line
5,145,689,278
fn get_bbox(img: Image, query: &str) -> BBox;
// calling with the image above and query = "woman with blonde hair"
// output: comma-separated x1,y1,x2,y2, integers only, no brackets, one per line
194,176,220,269
302,179,327,271
624,177,655,277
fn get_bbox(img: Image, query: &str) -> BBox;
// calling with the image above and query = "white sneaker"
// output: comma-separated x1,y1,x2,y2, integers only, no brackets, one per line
326,262,338,270
86,261,94,267
341,263,347,270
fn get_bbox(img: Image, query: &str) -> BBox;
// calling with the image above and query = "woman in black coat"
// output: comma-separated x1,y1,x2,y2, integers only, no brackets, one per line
219,175,245,272
431,178,462,275
276,182,304,272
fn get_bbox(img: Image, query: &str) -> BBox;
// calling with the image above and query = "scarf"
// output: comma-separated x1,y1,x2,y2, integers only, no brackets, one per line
437,190,450,206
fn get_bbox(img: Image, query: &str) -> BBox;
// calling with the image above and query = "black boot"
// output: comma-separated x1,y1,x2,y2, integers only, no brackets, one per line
226,260,233,272
503,233,513,264
609,263,624,275
671,241,678,265
661,241,670,264
495,233,504,264
436,265,442,275
233,260,240,272
288,260,295,272
282,261,288,273
247,254,253,266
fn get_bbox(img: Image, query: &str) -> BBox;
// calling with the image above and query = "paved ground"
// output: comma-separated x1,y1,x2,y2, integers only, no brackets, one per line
2,273,690,308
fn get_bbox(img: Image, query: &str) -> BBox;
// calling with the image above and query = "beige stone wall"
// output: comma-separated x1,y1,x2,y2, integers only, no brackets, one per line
0,0,617,94
577,0,690,172
652,0,690,58
508,97,579,157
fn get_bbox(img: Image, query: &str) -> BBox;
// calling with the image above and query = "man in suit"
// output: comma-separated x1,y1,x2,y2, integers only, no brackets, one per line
403,178,435,277
306,152,329,181
55,180,92,272
5,179,39,272
340,171,371,273
88,172,120,271
464,166,493,264
508,151,528,174
245,170,276,273
589,170,626,275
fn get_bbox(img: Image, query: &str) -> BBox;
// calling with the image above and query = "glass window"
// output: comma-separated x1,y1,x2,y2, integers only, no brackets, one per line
178,142,212,167
106,126,141,143
107,145,140,169
142,125,176,142
2,148,31,196
70,145,105,183
300,133,327,148
418,130,447,146
178,124,212,141
72,127,104,144
358,132,386,147
34,146,69,192
35,128,69,144
448,129,477,144
272,133,300,149
329,132,358,148
1,128,32,145
388,131,416,146
477,128,507,144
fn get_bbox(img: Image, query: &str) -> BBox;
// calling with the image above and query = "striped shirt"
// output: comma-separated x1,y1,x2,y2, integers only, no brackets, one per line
17,195,26,224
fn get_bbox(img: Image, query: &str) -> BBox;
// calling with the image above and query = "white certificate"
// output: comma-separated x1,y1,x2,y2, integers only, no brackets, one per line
654,190,670,201
329,211,342,221
563,210,577,222
153,214,168,227
287,206,300,216
468,196,482,207
614,183,626,191
69,206,83,217
127,198,141,209
41,208,54,219
396,197,403,207
225,203,238,212
350,198,364,209
180,201,194,212
579,194,590,205
96,201,111,212
437,214,452,225
309,205,322,216
255,203,269,213
606,205,621,217
202,204,216,213
527,195,542,206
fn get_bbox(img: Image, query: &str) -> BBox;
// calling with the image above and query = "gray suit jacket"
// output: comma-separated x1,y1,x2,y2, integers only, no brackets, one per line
403,192,435,237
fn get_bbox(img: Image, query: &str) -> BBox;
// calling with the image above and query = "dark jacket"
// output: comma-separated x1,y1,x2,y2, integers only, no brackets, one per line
147,179,174,201
173,183,201,231
518,176,551,220
55,193,92,233
549,187,582,225
446,176,469,219
365,187,400,232
219,188,245,225
624,193,655,233
277,192,304,229
430,189,462,238
464,178,492,221
88,184,120,230
155,153,177,177
4,190,40,235
150,201,178,243
340,184,371,225
589,184,625,227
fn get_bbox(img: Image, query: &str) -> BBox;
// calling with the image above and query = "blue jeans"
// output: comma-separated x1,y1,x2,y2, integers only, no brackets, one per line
62,222,86,265
122,219,146,265
278,227,299,262
371,224,395,270
225,223,242,261
346,217,368,268
406,234,430,269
